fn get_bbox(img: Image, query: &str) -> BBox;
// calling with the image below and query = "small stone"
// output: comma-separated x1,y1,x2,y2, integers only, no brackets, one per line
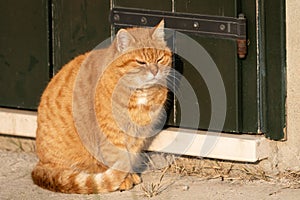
182,185,189,191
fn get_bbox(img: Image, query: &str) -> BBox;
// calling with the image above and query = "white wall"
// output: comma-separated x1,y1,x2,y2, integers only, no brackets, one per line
262,0,300,172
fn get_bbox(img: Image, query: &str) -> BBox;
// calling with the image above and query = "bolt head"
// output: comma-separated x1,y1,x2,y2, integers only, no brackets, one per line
193,22,199,28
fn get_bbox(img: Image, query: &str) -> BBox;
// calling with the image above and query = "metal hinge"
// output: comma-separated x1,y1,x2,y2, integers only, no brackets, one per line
110,8,247,58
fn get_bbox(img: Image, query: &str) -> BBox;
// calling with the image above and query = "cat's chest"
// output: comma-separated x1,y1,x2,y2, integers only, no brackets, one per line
136,93,148,105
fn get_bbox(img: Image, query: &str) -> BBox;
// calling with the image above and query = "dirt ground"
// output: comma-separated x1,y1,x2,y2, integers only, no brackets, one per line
1,135,300,200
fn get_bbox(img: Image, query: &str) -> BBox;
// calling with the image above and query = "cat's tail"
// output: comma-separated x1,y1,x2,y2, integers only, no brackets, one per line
31,162,131,194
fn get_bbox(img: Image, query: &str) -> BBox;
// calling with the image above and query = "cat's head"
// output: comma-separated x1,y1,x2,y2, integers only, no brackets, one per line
113,20,172,89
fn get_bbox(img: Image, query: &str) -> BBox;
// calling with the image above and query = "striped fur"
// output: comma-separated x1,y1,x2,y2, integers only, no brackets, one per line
32,20,172,194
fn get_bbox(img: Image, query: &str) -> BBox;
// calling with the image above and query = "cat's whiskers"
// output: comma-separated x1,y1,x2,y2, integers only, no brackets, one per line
165,74,182,94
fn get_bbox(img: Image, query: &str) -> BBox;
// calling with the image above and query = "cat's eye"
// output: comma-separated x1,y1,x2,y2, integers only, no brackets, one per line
156,56,164,63
136,59,147,65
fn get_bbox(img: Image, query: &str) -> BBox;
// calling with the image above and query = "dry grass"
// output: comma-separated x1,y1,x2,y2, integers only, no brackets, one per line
140,166,173,198
168,156,270,181
165,155,300,190
0,135,35,152
277,170,300,189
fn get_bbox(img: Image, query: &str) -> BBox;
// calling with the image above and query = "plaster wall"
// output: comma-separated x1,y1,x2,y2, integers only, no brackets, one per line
264,0,300,172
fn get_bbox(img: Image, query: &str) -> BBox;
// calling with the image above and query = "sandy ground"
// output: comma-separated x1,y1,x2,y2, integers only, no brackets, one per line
0,148,300,200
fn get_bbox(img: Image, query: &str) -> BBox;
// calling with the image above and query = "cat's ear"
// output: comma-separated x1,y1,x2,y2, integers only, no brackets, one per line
152,20,165,42
116,29,135,53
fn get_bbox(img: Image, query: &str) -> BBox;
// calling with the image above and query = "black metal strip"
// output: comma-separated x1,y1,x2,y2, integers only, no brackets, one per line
110,7,246,40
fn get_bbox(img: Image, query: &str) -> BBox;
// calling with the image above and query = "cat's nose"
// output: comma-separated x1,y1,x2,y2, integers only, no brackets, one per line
149,64,158,76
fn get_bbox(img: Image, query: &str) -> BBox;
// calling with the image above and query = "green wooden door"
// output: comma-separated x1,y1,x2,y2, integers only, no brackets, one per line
0,0,285,140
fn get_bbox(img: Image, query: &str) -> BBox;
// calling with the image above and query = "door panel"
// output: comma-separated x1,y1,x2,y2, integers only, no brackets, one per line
175,0,240,132
0,0,49,109
171,37,239,132
52,0,110,73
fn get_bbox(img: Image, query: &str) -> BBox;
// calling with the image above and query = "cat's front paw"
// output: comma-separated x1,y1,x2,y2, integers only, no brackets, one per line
119,173,142,191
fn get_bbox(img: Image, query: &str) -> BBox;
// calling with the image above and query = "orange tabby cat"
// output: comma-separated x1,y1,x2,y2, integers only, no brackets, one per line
31,20,172,194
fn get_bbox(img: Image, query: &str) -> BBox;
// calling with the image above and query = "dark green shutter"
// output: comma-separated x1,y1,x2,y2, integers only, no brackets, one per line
0,0,286,140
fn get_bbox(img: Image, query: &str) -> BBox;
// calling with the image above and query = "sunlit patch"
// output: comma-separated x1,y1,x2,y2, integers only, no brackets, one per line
137,96,148,105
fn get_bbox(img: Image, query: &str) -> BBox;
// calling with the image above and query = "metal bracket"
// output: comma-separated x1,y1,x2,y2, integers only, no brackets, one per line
110,8,247,58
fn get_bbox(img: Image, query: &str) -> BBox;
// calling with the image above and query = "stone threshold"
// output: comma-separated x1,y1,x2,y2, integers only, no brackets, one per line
0,108,268,162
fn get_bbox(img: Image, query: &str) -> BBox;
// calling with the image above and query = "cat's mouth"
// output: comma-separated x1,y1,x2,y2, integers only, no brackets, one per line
127,76,165,90
133,82,161,90
139,78,164,89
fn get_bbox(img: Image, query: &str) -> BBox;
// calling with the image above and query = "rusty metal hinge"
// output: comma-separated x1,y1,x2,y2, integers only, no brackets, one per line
110,8,247,59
